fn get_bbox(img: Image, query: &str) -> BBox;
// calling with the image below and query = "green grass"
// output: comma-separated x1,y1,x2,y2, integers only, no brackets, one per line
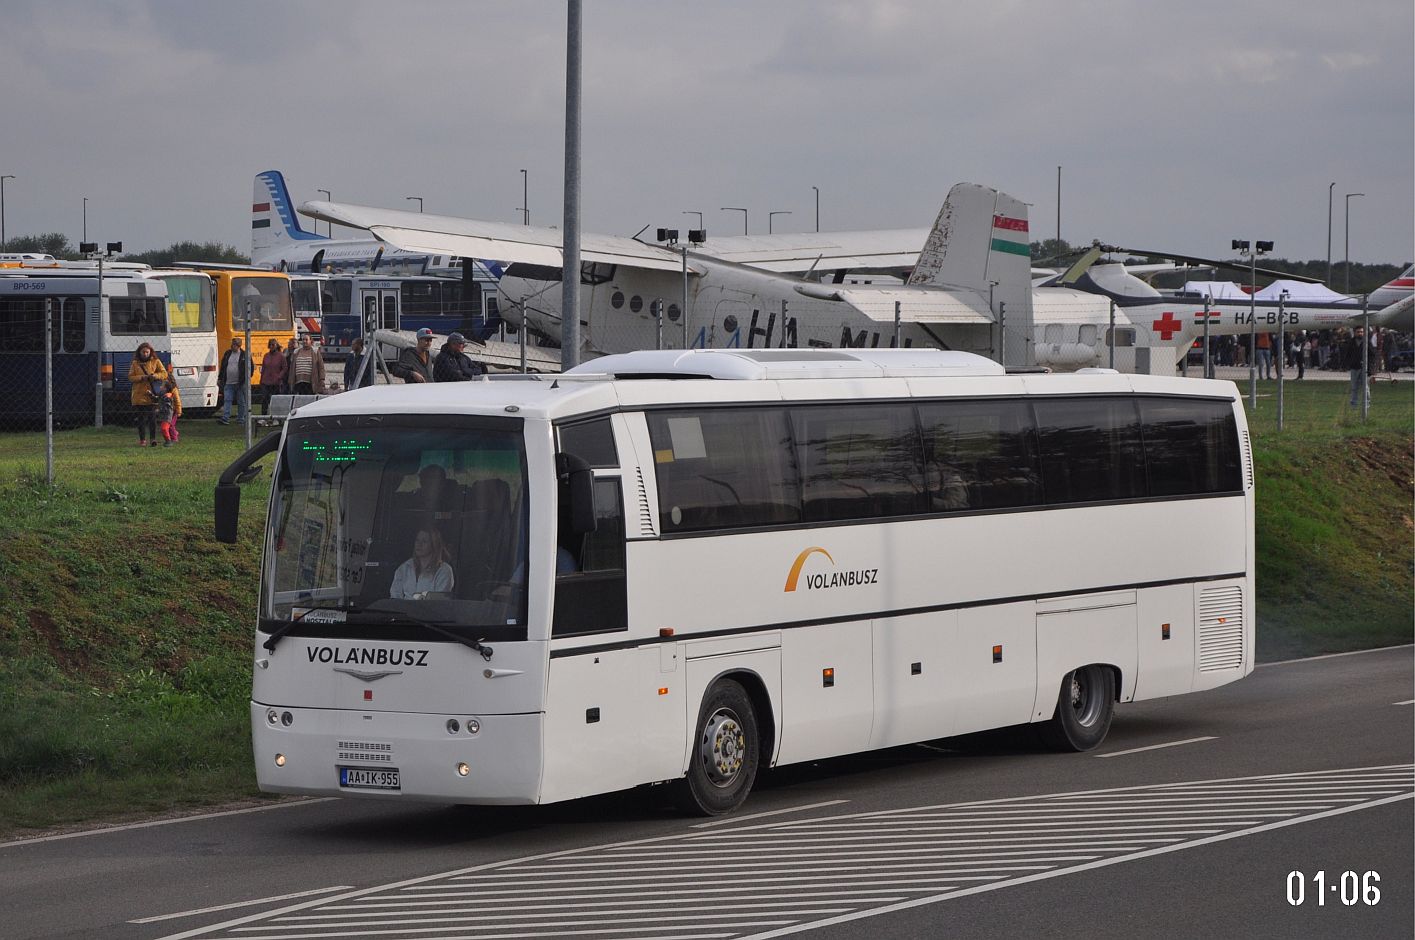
1240,377,1413,660
0,383,1409,836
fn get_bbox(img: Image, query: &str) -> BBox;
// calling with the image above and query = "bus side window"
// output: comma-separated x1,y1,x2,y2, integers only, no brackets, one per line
552,478,627,637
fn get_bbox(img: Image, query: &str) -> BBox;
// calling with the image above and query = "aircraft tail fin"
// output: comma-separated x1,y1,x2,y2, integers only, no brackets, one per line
907,183,1035,365
252,170,324,260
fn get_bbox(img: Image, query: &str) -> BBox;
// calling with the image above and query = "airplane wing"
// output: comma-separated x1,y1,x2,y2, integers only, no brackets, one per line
692,230,926,273
794,282,993,324
301,202,695,273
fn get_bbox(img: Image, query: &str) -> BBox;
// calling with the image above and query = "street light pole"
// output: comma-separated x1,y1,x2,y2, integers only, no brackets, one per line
768,211,791,234
317,190,331,237
561,0,582,369
405,196,423,213
682,210,702,235
721,207,747,235
1344,192,1364,294
1326,182,1335,284
520,169,528,225
83,196,87,244
0,174,14,250
812,186,819,232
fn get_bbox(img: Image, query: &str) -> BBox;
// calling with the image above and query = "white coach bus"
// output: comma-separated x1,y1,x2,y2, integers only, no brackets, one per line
215,349,1254,815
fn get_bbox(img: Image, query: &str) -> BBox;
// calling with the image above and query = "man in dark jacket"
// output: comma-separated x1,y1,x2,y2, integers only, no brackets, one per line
391,327,435,384
217,338,249,424
433,332,485,382
342,337,376,390
1341,326,1369,407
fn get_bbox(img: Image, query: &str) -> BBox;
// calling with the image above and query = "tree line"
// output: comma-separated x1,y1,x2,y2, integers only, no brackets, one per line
3,233,248,267
1029,238,1407,297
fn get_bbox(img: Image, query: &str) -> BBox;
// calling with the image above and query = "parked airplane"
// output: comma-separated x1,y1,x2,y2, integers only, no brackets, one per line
302,182,1036,367
251,170,489,278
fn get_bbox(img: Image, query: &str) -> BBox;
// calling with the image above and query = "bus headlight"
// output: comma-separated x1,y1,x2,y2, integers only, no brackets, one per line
275,753,286,767
281,711,294,727
456,762,470,776
465,718,481,735
266,708,280,725
446,719,460,735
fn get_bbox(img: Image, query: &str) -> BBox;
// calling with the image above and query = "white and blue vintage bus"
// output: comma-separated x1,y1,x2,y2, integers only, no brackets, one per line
217,349,1254,814
0,268,169,426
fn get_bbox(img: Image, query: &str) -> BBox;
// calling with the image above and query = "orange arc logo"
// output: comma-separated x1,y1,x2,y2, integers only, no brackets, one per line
784,547,834,592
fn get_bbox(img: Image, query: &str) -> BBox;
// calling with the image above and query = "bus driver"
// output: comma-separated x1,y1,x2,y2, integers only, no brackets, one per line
389,528,455,600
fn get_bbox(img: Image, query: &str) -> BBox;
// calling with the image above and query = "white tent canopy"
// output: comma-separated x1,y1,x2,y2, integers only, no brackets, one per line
1254,279,1356,303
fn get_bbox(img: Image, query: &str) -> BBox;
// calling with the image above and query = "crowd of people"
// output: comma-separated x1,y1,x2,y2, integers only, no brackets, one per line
1201,326,1409,378
208,327,487,429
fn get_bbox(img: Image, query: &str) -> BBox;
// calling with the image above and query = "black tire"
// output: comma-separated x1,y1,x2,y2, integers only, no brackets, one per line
673,679,760,816
1036,664,1115,752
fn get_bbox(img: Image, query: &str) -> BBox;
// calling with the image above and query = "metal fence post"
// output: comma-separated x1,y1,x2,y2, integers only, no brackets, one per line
1276,292,1286,431
45,298,54,487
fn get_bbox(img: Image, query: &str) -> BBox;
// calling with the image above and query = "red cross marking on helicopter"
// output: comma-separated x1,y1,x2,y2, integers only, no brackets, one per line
1152,311,1183,340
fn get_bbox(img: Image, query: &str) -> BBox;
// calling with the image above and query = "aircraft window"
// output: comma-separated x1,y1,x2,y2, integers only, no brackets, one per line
667,304,681,322
505,263,563,282
1034,397,1145,505
1078,324,1098,346
629,295,643,313
580,262,616,285
611,291,625,309
1043,324,1063,344
723,315,738,334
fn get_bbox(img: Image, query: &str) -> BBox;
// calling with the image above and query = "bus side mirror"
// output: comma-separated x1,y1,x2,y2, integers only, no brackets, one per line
214,483,241,543
556,453,597,534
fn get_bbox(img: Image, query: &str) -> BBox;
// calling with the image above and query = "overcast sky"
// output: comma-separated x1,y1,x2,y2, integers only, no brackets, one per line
1,0,1410,266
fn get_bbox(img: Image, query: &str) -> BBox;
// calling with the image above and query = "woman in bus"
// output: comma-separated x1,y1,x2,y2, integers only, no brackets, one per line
128,342,168,447
389,528,455,600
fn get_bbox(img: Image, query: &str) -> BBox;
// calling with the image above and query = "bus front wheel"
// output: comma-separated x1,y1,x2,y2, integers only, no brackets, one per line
1037,664,1114,752
674,679,759,816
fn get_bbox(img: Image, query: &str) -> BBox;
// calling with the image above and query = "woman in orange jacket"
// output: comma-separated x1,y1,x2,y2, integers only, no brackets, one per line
128,342,168,447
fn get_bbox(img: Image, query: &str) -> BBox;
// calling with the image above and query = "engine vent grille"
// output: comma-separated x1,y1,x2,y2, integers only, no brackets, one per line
1241,430,1254,489
1198,585,1244,672
636,467,656,536
337,740,393,763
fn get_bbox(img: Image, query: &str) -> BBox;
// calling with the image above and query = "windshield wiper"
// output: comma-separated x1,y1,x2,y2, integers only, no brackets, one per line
263,604,493,660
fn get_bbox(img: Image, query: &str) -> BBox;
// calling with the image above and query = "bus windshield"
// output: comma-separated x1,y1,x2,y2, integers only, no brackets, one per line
262,414,529,642
232,276,294,330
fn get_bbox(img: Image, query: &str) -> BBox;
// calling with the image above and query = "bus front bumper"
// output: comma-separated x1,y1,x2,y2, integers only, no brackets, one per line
251,702,544,805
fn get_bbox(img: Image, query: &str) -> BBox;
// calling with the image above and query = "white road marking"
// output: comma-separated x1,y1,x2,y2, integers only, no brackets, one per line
129,887,355,924
155,764,1413,940
0,798,338,850
691,799,850,829
1094,736,1218,758
1257,643,1412,667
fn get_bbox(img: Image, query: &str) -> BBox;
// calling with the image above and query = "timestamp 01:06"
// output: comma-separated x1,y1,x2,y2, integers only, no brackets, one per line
1286,870,1380,906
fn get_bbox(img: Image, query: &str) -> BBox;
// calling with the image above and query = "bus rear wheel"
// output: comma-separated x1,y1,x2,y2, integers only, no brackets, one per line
1037,664,1114,752
674,679,759,816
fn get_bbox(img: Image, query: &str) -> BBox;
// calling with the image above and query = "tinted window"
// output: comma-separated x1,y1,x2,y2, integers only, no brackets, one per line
325,279,352,316
791,404,923,521
918,399,1041,510
109,296,166,335
231,277,293,330
62,296,86,352
0,296,44,351
553,478,628,637
558,418,619,469
401,280,440,317
1034,397,1145,504
648,409,800,532
1139,399,1242,496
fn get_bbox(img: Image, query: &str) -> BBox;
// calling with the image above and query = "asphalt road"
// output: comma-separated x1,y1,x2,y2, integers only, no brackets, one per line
2,646,1410,940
